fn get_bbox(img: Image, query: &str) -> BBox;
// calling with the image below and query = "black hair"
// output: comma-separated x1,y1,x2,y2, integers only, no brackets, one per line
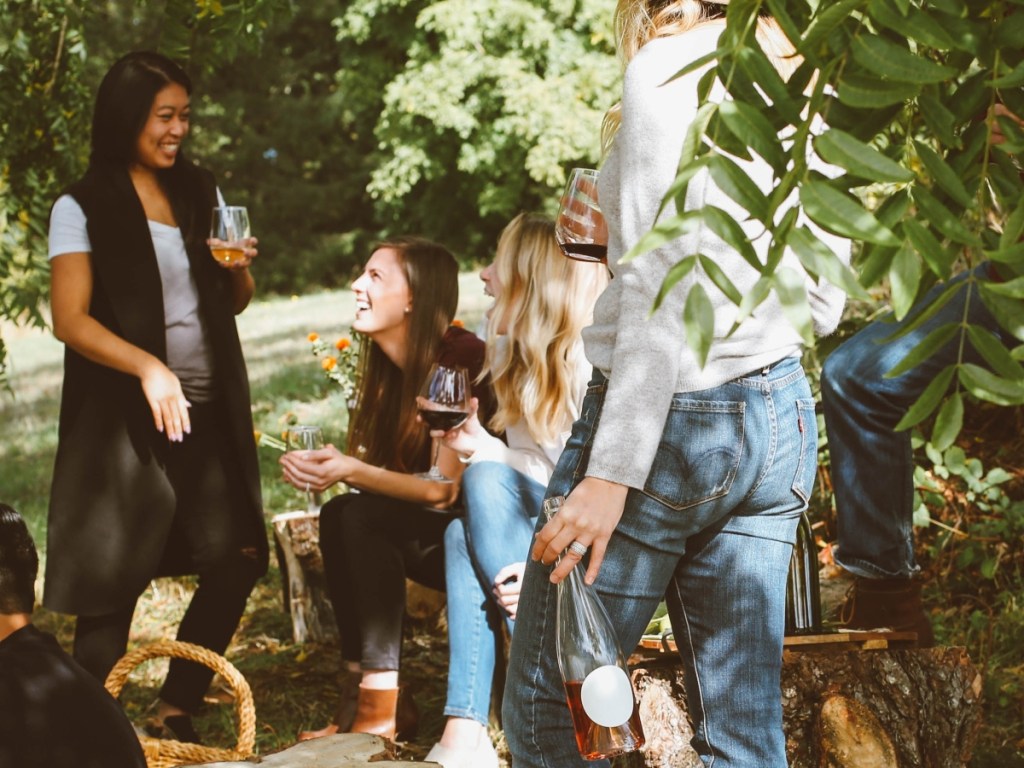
90,50,192,168
0,503,39,615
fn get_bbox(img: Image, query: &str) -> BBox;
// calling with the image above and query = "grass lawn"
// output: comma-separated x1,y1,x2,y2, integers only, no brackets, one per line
0,273,495,761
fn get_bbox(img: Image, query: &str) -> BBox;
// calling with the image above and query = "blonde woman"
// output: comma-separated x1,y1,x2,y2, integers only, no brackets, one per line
502,2,849,766
422,213,607,768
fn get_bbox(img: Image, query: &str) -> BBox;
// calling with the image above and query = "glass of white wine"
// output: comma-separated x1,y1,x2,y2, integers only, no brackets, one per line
209,206,251,265
286,425,324,513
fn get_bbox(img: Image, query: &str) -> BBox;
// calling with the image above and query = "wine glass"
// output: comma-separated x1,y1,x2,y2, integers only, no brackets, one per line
415,364,471,483
209,206,251,265
555,168,608,264
286,425,324,513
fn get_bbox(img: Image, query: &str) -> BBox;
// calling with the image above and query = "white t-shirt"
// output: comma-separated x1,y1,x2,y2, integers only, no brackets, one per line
48,193,222,402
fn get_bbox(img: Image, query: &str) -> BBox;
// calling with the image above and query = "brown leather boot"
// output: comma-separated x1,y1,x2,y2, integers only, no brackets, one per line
839,576,935,647
297,667,361,741
348,685,419,741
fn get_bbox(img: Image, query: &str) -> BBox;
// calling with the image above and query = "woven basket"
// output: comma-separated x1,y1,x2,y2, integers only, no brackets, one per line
104,639,256,768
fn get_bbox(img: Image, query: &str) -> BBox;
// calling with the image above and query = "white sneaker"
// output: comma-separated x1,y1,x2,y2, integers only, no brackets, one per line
424,739,499,768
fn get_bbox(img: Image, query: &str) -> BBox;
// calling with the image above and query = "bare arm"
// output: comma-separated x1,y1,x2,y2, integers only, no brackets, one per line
279,440,465,509
50,252,191,441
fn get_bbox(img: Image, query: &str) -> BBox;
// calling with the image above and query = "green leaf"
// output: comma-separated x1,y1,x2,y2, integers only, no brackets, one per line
913,140,973,207
967,325,1024,381
851,34,957,83
991,60,1024,89
697,254,745,306
651,255,698,314
707,154,770,221
881,280,959,342
663,48,722,85
623,212,701,264
800,181,901,246
884,322,959,378
774,267,814,344
912,186,983,247
787,226,869,299
659,157,713,220
889,244,923,320
732,46,803,126
959,364,1024,406
717,100,788,172
930,391,963,452
699,206,763,272
894,365,955,430
866,0,957,50
815,129,914,183
683,283,715,369
836,75,920,108
800,0,864,55
733,275,773,326
902,219,954,280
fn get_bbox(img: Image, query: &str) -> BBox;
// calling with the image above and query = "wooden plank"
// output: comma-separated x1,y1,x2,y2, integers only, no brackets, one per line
635,630,918,657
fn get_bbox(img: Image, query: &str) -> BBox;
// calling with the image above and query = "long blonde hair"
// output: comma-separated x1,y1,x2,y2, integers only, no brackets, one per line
348,237,459,473
482,213,608,444
601,0,797,152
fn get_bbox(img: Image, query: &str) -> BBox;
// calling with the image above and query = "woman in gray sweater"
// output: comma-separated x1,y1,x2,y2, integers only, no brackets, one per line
502,2,849,766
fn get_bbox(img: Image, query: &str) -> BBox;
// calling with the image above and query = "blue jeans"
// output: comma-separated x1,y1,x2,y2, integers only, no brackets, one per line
821,266,1001,578
443,461,546,726
503,357,818,768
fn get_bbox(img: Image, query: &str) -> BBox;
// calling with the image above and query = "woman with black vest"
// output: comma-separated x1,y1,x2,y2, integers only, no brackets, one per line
43,51,267,743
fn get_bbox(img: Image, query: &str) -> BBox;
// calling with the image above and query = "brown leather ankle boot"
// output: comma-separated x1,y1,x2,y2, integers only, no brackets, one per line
839,576,935,647
297,668,361,741
348,685,419,741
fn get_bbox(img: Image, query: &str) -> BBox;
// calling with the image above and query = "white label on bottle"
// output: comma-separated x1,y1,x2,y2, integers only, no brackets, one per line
580,665,634,727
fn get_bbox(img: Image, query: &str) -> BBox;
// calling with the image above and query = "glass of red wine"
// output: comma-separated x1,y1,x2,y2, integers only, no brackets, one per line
556,168,608,264
416,364,471,483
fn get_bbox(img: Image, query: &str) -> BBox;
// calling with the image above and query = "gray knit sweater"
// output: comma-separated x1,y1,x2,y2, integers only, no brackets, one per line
583,22,850,490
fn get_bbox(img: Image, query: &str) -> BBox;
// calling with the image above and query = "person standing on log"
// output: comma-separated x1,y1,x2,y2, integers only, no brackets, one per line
43,51,267,744
501,1,851,766
822,102,1024,647
420,213,607,768
281,237,495,743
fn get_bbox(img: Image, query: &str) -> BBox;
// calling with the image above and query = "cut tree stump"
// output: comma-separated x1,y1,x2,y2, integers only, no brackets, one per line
628,638,983,768
271,511,337,643
177,732,438,766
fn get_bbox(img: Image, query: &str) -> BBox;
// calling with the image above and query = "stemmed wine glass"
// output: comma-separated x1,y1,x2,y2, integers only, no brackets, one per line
209,206,251,265
286,425,324,513
555,168,608,264
415,364,471,483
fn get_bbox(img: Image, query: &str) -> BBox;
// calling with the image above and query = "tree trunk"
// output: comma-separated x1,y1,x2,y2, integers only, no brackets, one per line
629,640,983,768
271,511,337,644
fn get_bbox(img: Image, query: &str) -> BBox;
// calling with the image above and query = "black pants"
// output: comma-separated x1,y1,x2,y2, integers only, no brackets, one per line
72,401,264,712
319,491,455,670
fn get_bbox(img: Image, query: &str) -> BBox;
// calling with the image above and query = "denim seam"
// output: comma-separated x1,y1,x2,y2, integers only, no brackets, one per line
672,578,716,766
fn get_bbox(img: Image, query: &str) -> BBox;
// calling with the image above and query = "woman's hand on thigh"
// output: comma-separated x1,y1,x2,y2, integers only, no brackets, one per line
532,477,628,586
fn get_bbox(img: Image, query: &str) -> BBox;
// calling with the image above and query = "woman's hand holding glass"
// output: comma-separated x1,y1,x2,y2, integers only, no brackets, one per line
209,205,257,271
427,396,484,458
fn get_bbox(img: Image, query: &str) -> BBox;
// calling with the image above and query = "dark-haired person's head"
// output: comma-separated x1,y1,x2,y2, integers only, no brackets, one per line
90,50,192,168
0,503,39,616
378,235,459,350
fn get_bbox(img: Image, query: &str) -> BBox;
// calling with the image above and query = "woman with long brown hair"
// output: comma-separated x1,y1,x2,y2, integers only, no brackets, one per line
280,236,493,742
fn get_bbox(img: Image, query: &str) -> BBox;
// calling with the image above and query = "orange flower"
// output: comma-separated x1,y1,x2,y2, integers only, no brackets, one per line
307,332,319,342
336,337,351,351
451,318,465,328
322,356,338,371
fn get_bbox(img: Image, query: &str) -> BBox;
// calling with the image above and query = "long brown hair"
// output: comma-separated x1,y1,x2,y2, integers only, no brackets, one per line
346,237,459,472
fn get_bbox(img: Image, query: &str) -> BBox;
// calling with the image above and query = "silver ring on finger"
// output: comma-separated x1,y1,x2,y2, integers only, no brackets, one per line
568,541,588,558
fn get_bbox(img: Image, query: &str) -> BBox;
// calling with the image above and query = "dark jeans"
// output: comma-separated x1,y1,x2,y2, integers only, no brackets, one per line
72,401,263,712
319,491,455,670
